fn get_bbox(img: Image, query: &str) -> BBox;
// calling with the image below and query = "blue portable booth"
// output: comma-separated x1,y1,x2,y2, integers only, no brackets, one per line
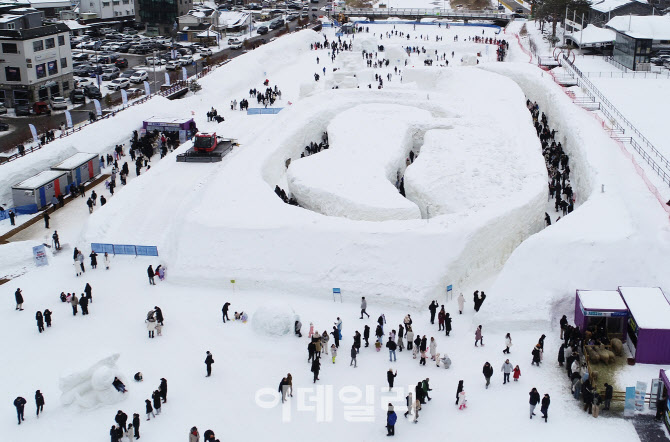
12,170,69,210
51,152,101,192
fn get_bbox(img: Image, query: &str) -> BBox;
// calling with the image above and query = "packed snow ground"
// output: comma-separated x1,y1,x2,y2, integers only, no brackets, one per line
1,20,670,442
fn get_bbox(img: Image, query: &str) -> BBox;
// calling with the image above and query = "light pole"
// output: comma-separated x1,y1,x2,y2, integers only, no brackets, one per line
152,50,157,89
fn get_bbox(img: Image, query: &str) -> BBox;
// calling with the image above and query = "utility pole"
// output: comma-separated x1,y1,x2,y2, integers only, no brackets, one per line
152,50,157,90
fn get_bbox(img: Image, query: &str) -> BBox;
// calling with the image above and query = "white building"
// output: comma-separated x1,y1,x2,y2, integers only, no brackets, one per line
0,16,73,106
78,0,136,20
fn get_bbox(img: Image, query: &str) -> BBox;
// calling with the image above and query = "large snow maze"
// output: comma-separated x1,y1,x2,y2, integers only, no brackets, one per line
172,67,549,304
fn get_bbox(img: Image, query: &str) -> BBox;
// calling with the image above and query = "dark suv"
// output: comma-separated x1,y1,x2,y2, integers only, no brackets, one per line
83,85,102,99
70,88,87,104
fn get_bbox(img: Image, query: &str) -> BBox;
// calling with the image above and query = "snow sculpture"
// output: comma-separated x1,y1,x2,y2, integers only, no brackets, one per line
60,354,127,408
252,304,298,336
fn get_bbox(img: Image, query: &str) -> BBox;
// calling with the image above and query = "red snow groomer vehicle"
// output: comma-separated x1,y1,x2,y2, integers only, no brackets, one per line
177,132,237,163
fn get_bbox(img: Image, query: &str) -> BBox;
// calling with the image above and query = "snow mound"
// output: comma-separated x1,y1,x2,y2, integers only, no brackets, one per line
287,103,425,221
252,304,298,336
59,354,126,409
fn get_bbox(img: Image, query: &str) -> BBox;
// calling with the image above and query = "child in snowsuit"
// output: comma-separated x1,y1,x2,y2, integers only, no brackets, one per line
513,365,521,381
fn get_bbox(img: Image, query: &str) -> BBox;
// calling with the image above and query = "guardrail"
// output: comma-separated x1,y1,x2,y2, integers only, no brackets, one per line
563,55,670,182
343,8,513,20
91,242,159,256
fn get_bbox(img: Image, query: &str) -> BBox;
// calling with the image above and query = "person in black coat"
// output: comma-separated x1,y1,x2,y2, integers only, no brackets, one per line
473,290,480,312
415,382,426,404
35,390,44,417
152,390,162,415
15,288,24,311
428,300,438,324
110,425,119,442
147,266,155,285
456,380,464,405
375,324,383,343
43,309,52,327
398,324,404,351
558,344,566,366
541,394,550,422
159,378,167,403
154,306,164,325
221,302,231,323
90,251,98,269
79,295,89,315
582,379,593,413
36,311,45,333
354,331,361,353
311,357,321,383
43,211,50,228
331,326,340,348
115,410,128,431
205,351,214,377
559,315,568,339
14,396,26,424
132,413,140,439
387,369,397,389
363,325,370,347
604,383,613,411
483,362,494,389
529,388,540,418
84,283,93,303
444,313,452,336
204,429,215,441
532,345,541,366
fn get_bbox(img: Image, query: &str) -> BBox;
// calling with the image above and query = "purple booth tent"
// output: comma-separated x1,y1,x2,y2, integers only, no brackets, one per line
619,287,670,365
575,290,629,341
660,369,670,431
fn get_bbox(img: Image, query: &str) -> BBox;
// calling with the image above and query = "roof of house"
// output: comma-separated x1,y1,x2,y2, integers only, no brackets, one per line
217,11,249,28
0,22,68,39
577,290,628,311
606,14,670,40
566,25,616,45
13,170,67,189
51,152,98,171
60,19,90,30
591,0,647,13
618,286,670,330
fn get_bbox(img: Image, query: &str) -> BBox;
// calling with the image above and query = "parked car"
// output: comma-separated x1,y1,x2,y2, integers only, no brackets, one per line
229,38,243,49
269,19,285,29
129,70,149,83
200,47,213,56
108,78,130,90
101,67,121,80
257,25,269,35
0,103,6,114
49,96,68,110
0,121,9,131
115,58,129,68
32,102,51,115
145,56,165,65
74,65,93,77
178,55,194,66
83,85,102,99
15,104,31,116
166,60,180,70
118,43,132,53
121,69,137,79
287,13,299,21
72,52,89,61
75,78,95,88
70,88,87,104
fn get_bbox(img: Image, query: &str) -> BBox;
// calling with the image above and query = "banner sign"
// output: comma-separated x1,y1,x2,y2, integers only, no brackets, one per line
93,99,102,116
121,89,128,105
33,244,48,266
65,110,73,128
624,387,635,417
164,72,170,86
143,81,151,96
29,124,39,143
182,67,188,81
635,381,648,411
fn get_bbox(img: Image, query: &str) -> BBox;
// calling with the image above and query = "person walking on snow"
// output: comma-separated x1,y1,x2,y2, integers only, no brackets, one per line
222,302,231,323
335,317,343,340
429,337,437,360
438,306,445,331
15,288,24,311
377,314,386,335
132,413,140,439
331,344,337,363
44,309,52,327
35,311,44,333
360,296,369,319
71,293,79,315
513,365,521,381
350,344,357,367
90,251,98,269
104,252,110,270
501,359,513,384
35,390,44,417
145,399,155,420
475,325,484,346
147,266,155,285
331,326,340,348
363,325,370,347
428,300,438,324
532,345,542,366
387,407,397,436
321,331,329,354
205,351,214,377
529,388,540,418
387,369,397,389
503,333,512,354
152,390,162,415
311,357,321,382
457,293,465,314
14,396,26,424
444,313,452,336
483,362,493,389
541,394,550,422
387,339,397,362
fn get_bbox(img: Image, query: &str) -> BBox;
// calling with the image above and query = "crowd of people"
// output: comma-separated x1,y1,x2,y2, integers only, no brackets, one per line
109,377,169,441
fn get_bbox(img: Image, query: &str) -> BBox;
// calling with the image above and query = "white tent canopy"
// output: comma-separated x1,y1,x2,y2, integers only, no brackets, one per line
567,25,616,47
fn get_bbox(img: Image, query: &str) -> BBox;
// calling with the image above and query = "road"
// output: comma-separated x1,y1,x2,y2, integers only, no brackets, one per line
0,8,328,153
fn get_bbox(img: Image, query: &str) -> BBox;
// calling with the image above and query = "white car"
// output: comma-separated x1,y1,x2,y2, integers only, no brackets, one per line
49,96,68,110
200,48,213,56
166,60,180,70
129,71,148,83
145,56,165,65
107,78,130,90
178,56,193,66
230,39,243,50
75,78,95,88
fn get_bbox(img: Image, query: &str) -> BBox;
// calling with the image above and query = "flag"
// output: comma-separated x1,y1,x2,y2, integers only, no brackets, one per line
121,89,128,105
64,110,73,128
164,72,170,86
182,67,188,81
93,99,102,116
143,80,151,96
28,123,38,143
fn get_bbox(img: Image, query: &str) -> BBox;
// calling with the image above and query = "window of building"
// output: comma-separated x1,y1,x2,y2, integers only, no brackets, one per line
102,1,110,6
5,66,21,82
36,63,46,79
45,38,55,49
1,43,18,53
123,0,129,3
60,57,68,69
33,40,44,52
113,0,120,4
58,35,65,46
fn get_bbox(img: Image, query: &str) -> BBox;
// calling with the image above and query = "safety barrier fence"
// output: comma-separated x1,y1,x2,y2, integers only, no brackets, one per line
0,204,38,221
91,243,159,256
247,107,284,115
